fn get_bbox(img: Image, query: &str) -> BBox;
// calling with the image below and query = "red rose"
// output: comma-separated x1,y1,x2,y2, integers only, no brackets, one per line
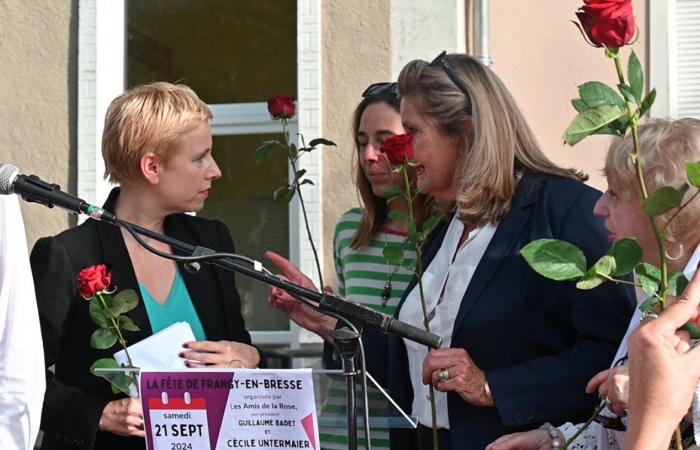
77,264,112,299
267,96,296,119
381,134,415,166
576,0,635,49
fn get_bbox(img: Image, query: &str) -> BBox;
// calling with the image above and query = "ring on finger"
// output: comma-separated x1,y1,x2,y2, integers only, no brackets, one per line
227,359,246,369
438,368,450,383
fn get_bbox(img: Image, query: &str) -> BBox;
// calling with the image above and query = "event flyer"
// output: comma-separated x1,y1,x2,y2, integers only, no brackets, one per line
140,369,319,450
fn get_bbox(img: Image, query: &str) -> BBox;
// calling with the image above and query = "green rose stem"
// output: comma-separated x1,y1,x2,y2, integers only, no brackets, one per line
96,292,134,368
613,51,683,450
563,403,604,449
612,52,670,307
401,167,440,450
280,117,324,288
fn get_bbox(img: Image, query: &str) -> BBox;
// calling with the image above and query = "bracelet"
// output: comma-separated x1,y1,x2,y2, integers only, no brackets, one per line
539,422,563,450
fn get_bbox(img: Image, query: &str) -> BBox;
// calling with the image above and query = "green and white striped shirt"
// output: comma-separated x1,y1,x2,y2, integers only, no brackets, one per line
333,208,417,316
320,208,417,450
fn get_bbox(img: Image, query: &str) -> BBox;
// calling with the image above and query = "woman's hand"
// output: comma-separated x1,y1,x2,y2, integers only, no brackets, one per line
625,271,700,450
486,429,550,450
585,366,629,416
182,340,261,368
98,398,145,438
265,251,337,342
422,348,494,407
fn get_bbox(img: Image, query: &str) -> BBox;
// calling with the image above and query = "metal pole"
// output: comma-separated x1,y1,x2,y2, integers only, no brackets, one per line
332,327,361,450
473,0,494,66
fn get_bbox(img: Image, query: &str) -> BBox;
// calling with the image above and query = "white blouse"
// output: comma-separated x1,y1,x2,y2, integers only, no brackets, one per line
398,214,497,428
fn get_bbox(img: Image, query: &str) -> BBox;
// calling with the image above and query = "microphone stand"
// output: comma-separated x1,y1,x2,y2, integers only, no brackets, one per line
97,213,441,450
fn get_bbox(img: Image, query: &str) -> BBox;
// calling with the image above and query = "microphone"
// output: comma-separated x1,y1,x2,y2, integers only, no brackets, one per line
319,292,442,349
0,162,116,222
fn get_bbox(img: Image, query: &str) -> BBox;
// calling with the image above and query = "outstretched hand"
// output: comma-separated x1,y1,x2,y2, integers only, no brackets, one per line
265,251,337,342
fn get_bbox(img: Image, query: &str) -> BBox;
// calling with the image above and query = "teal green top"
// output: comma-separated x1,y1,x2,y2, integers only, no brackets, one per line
139,270,207,341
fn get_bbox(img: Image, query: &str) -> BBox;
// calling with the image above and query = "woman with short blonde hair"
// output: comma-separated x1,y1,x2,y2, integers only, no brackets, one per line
31,82,259,450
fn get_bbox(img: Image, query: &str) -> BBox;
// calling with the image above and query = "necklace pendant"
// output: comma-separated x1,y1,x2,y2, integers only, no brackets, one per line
381,280,392,306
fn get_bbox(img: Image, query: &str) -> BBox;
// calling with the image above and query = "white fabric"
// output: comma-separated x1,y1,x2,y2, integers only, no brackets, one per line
596,244,700,450
0,195,45,450
399,214,497,429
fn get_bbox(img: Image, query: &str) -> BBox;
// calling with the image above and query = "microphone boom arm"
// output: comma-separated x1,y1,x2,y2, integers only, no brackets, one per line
104,215,442,349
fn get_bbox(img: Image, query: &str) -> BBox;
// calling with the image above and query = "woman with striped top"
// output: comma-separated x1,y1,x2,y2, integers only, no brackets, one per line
265,82,433,449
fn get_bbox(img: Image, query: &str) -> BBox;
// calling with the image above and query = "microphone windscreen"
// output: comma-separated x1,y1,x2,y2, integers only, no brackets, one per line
0,163,20,195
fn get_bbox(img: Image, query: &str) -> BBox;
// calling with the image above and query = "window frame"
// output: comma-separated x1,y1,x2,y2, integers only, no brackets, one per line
78,0,323,348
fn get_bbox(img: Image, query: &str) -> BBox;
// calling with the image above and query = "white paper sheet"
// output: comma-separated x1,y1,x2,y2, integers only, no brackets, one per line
114,321,195,370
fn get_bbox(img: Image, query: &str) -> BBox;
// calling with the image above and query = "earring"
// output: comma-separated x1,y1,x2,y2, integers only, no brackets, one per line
665,242,684,261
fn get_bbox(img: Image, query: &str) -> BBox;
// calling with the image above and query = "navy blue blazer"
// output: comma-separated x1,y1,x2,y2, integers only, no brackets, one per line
30,189,255,450
388,173,636,450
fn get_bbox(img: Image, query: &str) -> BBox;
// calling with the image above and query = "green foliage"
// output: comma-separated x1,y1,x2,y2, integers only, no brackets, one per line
682,322,700,339
387,210,407,221
308,138,336,148
90,327,118,349
383,245,405,267
669,271,690,297
572,99,588,112
628,51,644,103
118,316,140,332
563,105,625,145
578,81,626,109
89,300,110,328
273,185,295,204
113,290,138,315
609,238,643,276
421,216,441,237
255,140,280,165
638,296,660,314
635,263,661,297
520,239,587,281
617,83,638,104
576,255,616,290
384,186,404,200
686,162,700,188
639,88,656,117
643,186,686,217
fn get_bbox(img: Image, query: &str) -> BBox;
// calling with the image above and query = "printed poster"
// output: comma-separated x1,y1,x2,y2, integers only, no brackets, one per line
140,369,319,450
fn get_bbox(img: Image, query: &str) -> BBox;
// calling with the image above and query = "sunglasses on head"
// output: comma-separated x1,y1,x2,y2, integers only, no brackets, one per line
362,82,398,99
429,50,473,115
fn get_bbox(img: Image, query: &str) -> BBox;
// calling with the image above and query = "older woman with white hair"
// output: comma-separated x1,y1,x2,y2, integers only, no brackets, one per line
488,118,700,450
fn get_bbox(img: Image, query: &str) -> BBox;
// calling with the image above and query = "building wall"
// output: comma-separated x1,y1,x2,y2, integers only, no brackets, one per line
490,0,647,190
320,0,393,286
0,0,77,246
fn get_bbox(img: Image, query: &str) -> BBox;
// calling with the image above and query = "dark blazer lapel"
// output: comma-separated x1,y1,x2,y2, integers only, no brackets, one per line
450,173,544,339
94,219,154,342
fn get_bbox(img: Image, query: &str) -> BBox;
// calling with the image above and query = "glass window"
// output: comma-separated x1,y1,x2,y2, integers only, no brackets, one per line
126,0,297,103
125,0,297,335
201,134,291,331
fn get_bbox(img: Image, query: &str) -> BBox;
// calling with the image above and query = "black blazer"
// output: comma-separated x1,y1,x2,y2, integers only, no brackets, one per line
30,189,253,450
388,173,636,450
